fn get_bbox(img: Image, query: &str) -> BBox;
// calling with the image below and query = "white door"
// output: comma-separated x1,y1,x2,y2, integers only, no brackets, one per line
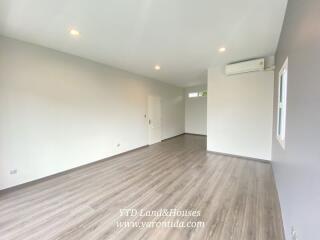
148,96,162,145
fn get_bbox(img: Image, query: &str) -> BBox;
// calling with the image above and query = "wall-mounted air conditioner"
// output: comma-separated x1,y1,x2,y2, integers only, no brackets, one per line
225,58,265,76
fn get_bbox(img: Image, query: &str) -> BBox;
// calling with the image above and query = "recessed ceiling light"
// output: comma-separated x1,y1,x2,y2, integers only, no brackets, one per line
69,29,80,36
154,65,161,70
218,47,226,53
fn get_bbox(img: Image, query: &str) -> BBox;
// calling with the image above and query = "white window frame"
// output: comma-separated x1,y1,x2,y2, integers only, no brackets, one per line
277,57,288,149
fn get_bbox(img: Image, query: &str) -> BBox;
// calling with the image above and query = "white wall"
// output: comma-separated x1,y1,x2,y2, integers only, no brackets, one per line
207,67,274,160
185,85,207,135
0,36,185,190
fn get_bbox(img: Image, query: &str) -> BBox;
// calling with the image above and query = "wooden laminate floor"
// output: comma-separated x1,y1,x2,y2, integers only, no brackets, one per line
0,135,284,240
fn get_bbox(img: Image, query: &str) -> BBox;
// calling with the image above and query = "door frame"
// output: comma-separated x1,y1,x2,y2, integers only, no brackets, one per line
147,95,162,145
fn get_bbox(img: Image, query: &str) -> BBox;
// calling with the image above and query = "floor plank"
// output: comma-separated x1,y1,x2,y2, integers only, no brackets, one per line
0,135,284,240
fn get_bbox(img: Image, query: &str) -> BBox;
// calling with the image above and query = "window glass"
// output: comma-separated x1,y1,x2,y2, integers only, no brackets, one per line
199,91,207,97
188,92,198,98
188,91,207,98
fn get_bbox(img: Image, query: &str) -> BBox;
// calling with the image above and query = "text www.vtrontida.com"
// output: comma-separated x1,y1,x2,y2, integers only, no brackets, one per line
116,220,205,229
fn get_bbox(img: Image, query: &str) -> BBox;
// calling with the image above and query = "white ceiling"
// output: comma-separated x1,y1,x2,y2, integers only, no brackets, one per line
0,0,287,87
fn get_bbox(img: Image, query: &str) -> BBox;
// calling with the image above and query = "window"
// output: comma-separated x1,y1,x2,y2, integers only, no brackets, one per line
199,91,207,97
277,58,288,149
188,92,198,98
188,91,207,98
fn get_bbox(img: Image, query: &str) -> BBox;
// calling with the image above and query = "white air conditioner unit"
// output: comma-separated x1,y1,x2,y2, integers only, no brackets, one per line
225,58,265,76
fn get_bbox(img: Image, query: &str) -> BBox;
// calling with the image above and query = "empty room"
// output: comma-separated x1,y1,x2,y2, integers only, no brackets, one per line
0,0,319,239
